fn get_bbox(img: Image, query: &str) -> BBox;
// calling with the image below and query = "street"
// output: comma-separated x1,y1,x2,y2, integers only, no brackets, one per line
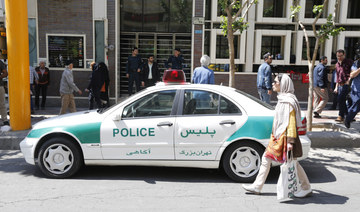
0,148,359,212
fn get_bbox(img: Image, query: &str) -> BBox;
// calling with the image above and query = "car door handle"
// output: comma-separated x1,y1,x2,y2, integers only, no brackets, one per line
157,121,173,127
219,120,235,125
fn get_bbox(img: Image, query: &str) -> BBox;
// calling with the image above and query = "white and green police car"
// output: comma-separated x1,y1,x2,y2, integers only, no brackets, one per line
20,83,311,182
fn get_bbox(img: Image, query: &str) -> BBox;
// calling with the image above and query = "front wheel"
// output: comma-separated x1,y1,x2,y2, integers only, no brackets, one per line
222,141,264,182
38,137,83,178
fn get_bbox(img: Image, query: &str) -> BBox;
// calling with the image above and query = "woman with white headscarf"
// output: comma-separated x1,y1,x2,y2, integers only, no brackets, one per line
242,74,312,198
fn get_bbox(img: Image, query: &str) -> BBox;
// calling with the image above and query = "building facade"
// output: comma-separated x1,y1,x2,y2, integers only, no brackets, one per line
1,0,360,105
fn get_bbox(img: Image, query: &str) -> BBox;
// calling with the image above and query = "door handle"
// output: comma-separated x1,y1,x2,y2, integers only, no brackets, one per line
157,121,173,127
219,120,235,125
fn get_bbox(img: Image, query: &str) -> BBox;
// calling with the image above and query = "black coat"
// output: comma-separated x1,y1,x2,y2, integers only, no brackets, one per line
141,62,160,83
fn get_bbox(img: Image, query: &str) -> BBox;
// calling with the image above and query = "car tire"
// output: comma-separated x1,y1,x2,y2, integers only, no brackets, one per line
222,141,264,183
38,137,83,178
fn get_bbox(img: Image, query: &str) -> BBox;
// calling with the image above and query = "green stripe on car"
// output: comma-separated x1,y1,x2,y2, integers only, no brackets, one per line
227,116,273,141
27,122,102,144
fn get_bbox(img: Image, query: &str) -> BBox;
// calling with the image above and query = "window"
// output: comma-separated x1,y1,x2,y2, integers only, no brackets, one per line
122,90,176,118
347,0,360,19
183,90,219,115
344,37,360,61
95,21,105,63
28,18,37,67
302,37,320,60
216,35,238,58
183,90,241,115
305,0,327,18
47,35,85,68
263,0,286,18
261,36,283,60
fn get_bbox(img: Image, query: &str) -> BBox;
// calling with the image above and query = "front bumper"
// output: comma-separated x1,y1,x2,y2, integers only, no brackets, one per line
20,137,39,165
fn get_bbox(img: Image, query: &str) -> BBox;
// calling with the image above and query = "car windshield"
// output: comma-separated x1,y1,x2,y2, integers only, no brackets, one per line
235,89,275,110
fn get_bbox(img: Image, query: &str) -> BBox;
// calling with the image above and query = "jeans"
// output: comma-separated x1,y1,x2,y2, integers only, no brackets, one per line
128,72,141,95
337,84,349,118
345,91,360,123
35,84,48,108
258,88,271,104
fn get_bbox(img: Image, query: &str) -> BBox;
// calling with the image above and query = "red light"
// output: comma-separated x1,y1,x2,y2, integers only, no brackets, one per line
162,69,186,84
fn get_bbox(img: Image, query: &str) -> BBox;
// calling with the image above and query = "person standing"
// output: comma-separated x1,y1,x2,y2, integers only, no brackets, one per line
59,60,82,115
0,60,8,125
242,74,312,198
256,53,273,104
98,62,110,108
329,69,338,110
85,62,103,110
192,55,214,84
35,60,50,109
30,66,38,114
313,56,329,118
165,48,185,70
344,60,360,128
141,55,160,88
126,47,142,95
334,49,353,122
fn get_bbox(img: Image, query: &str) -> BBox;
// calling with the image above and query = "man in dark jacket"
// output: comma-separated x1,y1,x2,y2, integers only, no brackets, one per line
313,56,329,118
35,60,50,109
165,48,185,70
85,62,104,109
126,47,142,95
141,55,160,87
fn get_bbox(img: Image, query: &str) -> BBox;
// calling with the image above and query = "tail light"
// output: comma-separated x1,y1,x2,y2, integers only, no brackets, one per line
297,117,307,135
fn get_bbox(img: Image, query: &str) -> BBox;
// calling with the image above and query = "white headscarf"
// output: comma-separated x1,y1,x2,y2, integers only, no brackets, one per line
272,74,302,139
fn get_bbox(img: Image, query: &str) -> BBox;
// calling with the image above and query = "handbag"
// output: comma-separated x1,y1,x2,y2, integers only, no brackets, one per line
265,132,287,163
277,151,300,202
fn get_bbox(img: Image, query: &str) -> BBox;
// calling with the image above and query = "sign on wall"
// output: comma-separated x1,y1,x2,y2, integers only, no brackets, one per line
48,35,84,68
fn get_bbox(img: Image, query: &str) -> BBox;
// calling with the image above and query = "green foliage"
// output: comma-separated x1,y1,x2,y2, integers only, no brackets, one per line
220,16,249,36
312,5,324,15
290,5,301,19
318,14,345,42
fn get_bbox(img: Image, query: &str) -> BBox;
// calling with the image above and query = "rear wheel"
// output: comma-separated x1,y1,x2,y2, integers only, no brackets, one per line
38,137,83,178
222,141,264,182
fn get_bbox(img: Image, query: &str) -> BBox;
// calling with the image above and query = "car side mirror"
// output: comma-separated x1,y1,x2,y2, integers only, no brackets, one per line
112,114,121,121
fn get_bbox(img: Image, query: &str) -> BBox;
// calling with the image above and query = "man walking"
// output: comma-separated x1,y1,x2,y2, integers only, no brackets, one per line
313,56,329,118
165,48,185,70
35,60,50,109
126,47,142,95
334,49,353,122
344,60,360,128
59,60,82,115
192,55,214,84
141,55,160,88
256,53,273,104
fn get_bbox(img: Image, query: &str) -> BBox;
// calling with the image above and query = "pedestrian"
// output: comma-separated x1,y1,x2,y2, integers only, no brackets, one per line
126,47,142,95
256,52,273,104
30,65,38,114
192,55,214,84
98,62,110,108
313,56,329,118
85,62,103,110
141,55,160,88
242,74,312,198
0,60,9,125
59,60,82,115
344,59,360,128
329,69,338,110
334,49,353,122
35,60,50,109
165,48,185,70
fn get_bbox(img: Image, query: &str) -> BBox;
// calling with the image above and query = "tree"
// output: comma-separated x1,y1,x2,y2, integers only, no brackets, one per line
219,0,258,88
291,0,344,131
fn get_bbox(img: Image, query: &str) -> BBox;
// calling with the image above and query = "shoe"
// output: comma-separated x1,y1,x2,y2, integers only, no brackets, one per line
294,189,312,198
344,120,350,128
242,184,260,195
3,121,9,126
335,116,344,122
313,112,321,118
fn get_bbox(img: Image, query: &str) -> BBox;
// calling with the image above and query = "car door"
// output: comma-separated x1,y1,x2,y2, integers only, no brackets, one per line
101,90,178,159
174,89,247,160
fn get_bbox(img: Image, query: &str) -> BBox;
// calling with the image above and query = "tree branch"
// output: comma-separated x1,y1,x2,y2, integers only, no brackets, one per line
312,0,328,38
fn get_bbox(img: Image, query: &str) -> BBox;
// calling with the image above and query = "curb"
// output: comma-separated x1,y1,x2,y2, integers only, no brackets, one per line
0,130,29,150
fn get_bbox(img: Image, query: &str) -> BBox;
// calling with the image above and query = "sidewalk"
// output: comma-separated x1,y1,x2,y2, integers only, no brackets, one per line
0,107,359,150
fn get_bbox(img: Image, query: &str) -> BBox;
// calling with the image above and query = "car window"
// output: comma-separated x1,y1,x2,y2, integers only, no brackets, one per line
219,96,242,114
183,90,219,115
122,90,176,118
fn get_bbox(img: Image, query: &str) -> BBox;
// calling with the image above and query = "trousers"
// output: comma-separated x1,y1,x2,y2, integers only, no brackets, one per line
59,93,76,115
313,87,329,114
0,86,7,121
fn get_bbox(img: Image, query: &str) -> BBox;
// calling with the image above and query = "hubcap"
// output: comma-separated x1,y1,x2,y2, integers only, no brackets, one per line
230,146,261,178
43,144,74,174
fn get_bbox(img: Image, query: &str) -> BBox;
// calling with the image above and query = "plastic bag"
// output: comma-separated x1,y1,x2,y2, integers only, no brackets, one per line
277,152,299,202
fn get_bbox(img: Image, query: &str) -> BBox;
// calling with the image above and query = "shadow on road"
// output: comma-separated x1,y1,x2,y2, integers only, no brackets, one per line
284,189,348,205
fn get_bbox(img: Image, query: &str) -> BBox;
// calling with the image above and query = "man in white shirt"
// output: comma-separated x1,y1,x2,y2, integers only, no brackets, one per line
141,55,160,87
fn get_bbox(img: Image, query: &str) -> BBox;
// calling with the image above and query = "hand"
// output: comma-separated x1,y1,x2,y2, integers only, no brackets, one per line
287,143,293,151
141,81,145,87
334,88,338,94
320,88,325,93
267,90,272,95
78,90,82,95
85,88,89,92
137,69,141,73
126,74,129,78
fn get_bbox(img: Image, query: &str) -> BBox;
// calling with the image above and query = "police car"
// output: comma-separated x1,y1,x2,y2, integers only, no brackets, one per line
20,70,311,182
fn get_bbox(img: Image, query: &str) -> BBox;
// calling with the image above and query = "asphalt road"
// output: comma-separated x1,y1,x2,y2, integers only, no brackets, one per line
0,148,359,211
